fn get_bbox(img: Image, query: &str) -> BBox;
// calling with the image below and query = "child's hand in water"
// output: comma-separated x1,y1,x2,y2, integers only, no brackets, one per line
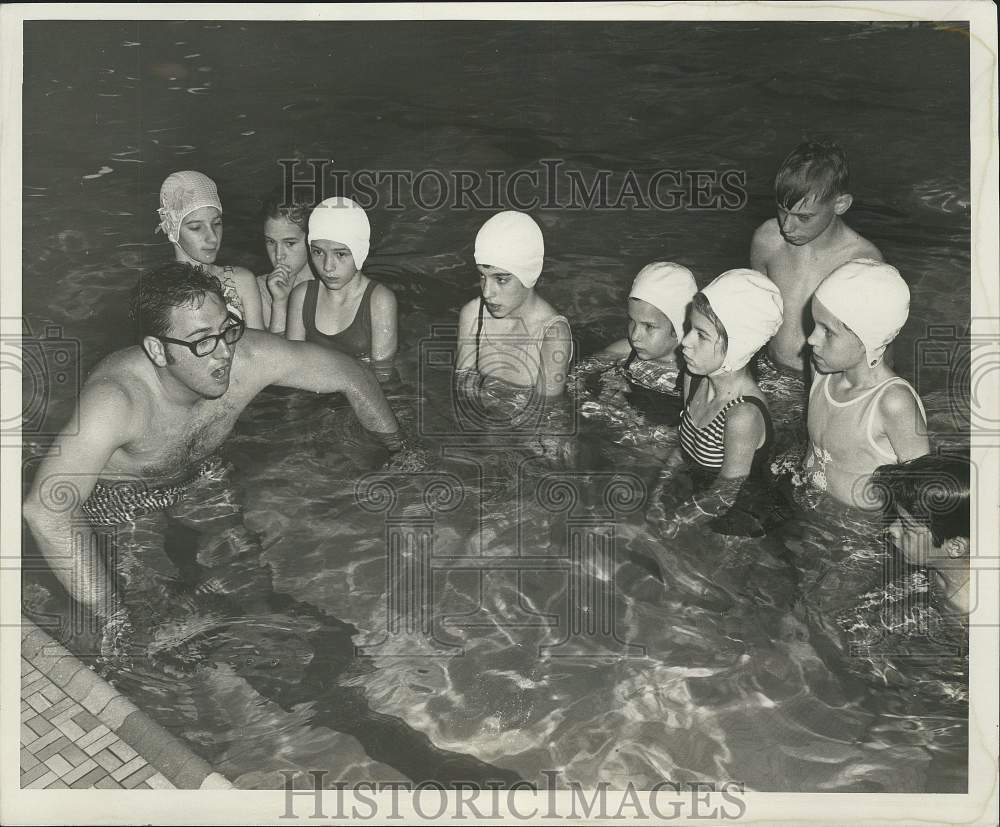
266,264,293,302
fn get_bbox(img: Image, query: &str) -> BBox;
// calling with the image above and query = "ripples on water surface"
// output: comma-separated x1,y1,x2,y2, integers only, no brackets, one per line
21,21,970,791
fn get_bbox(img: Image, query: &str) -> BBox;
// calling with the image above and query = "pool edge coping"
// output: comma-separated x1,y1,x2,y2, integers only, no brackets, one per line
21,616,234,790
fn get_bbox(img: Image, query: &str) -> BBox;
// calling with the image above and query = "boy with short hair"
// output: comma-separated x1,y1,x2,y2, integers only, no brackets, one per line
801,259,929,510
751,140,883,378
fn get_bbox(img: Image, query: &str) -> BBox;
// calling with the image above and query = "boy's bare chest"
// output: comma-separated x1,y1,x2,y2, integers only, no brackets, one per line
768,249,834,300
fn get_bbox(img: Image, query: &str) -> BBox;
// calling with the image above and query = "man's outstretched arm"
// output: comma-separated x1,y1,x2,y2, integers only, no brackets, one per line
249,332,402,443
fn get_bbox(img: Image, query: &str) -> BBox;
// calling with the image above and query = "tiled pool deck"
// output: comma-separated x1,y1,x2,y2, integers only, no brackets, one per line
20,617,233,790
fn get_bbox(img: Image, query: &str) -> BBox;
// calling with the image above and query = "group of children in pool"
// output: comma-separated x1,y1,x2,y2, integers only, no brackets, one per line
155,139,971,620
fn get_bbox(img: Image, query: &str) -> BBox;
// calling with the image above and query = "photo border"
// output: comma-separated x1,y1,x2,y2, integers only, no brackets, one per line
1,2,996,825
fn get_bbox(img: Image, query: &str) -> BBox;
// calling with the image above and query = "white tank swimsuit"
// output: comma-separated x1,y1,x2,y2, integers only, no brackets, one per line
803,373,927,508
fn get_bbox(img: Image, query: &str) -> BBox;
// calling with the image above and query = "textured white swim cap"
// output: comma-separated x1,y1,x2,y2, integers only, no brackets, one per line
308,197,371,269
814,258,910,368
474,211,545,288
157,171,223,243
701,268,784,375
629,262,698,338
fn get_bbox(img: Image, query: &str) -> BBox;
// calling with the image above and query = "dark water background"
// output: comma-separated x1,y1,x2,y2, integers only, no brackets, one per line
21,20,971,791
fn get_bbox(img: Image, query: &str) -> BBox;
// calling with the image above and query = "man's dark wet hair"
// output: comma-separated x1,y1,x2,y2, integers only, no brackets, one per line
260,191,313,234
129,262,226,340
774,140,850,210
872,454,971,547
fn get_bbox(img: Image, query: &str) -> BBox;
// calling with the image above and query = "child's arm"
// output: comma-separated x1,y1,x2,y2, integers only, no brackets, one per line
233,268,265,330
264,265,293,335
750,219,778,274
369,284,398,362
455,299,479,372
285,282,309,341
537,319,573,398
595,338,632,361
718,404,766,479
880,384,930,462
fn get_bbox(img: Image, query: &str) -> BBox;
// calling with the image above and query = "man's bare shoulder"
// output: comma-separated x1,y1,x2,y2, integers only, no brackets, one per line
79,349,154,437
86,348,150,400
233,328,286,370
230,329,324,395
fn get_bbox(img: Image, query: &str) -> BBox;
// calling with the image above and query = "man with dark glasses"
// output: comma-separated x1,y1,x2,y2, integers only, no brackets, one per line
23,262,406,647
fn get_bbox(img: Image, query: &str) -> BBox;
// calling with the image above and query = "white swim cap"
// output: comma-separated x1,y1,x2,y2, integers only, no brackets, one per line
701,268,784,374
308,197,371,269
814,258,910,368
474,211,544,288
629,262,697,338
157,171,223,243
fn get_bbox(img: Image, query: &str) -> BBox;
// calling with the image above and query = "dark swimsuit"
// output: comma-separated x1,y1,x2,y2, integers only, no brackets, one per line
621,348,684,427
678,374,785,537
303,279,376,358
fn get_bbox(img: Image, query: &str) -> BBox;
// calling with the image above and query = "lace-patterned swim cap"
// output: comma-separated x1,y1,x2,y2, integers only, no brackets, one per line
157,171,223,243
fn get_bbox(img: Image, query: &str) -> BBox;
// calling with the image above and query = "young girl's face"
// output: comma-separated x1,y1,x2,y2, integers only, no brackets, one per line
177,206,223,265
310,239,358,290
264,216,309,277
479,265,529,318
627,299,677,362
807,297,866,372
680,306,726,375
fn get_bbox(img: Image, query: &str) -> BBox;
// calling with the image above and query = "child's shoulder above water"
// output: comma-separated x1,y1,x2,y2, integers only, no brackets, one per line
751,215,882,265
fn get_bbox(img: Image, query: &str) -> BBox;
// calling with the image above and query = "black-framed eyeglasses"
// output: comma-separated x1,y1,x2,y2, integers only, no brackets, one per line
158,313,245,357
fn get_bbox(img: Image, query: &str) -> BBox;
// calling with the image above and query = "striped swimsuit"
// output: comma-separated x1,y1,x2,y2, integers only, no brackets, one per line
679,374,773,477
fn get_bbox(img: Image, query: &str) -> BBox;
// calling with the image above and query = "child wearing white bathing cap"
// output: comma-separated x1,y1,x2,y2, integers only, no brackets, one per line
156,170,264,329
649,268,786,539
285,197,398,374
802,258,929,510
456,211,573,397
588,262,697,426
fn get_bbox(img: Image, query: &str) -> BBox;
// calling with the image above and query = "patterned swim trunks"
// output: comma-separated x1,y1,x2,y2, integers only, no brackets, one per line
81,455,224,527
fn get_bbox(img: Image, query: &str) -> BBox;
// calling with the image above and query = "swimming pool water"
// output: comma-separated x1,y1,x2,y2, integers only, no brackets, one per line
21,20,970,791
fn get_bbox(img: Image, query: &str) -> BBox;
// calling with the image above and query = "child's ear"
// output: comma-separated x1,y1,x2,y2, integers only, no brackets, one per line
832,193,853,215
944,536,970,559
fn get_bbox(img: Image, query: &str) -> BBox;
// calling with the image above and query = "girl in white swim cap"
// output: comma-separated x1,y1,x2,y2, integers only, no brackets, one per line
650,268,786,538
455,211,573,397
157,170,264,329
587,262,697,426
285,197,398,374
802,259,929,510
